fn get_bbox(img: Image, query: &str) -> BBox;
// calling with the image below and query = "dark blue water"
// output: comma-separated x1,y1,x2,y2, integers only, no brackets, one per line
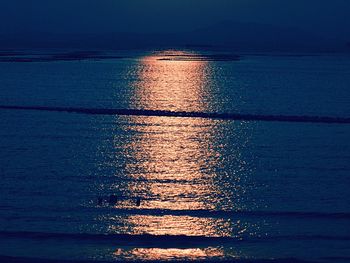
0,51,349,262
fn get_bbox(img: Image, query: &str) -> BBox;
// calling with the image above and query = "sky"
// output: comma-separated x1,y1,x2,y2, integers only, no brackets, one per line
0,0,349,40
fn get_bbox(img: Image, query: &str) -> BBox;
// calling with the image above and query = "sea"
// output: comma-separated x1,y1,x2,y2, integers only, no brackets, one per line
0,50,349,262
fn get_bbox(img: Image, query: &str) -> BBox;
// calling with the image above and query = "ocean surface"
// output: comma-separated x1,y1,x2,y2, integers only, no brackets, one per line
0,50,350,262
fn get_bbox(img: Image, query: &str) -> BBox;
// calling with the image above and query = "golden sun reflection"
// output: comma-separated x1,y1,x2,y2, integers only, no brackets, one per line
109,215,233,237
131,50,212,112
113,247,230,261
107,50,249,243
122,116,222,211
122,51,223,214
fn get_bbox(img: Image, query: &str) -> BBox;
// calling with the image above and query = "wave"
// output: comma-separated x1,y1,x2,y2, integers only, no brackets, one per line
0,231,234,245
151,51,241,62
1,231,349,244
156,54,241,62
2,204,349,221
1,105,350,124
105,208,350,220
0,255,318,263
0,51,127,63
82,206,350,220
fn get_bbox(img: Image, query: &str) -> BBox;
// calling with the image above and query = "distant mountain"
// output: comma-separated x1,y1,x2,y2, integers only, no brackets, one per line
184,20,338,51
0,20,347,52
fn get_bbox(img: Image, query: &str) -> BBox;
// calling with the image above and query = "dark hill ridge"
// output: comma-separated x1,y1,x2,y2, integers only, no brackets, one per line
0,20,347,52
189,20,336,51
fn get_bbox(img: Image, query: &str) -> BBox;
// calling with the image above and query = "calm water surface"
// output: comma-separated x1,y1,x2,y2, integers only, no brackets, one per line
0,51,349,262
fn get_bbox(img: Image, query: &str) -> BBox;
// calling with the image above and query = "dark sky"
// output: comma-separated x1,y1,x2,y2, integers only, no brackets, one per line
1,0,349,39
